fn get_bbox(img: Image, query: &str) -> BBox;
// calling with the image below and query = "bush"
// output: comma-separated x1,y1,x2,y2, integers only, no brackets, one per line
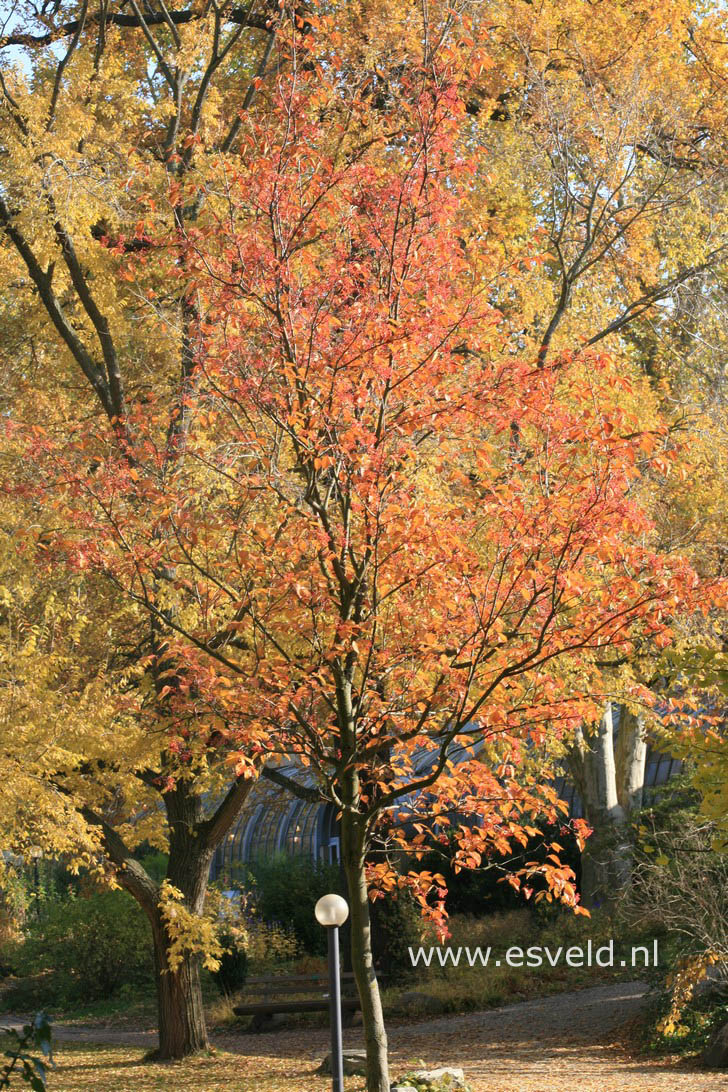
137,851,169,884
245,919,300,970
641,982,728,1059
248,855,342,956
622,782,728,972
370,887,424,979
211,932,249,996
619,783,728,1048
6,889,154,1004
245,856,436,971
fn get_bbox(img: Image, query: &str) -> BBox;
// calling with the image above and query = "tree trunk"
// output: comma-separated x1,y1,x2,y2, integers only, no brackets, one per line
83,756,256,1060
149,779,215,1058
341,811,390,1092
150,911,209,1058
615,707,647,814
568,703,639,908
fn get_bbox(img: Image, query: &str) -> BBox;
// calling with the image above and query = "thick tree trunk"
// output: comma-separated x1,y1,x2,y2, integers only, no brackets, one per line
150,911,209,1057
147,779,215,1058
568,703,646,908
341,811,390,1092
86,770,255,1060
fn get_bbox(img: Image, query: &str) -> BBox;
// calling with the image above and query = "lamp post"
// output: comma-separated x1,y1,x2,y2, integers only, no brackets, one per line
314,893,349,1092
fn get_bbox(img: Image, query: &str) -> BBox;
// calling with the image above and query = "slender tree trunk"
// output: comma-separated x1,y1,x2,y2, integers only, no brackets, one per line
341,810,390,1092
615,708,647,814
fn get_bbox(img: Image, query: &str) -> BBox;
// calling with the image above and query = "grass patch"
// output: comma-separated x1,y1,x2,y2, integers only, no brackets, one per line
4,908,655,1036
212,908,656,1031
381,908,653,1019
41,992,158,1029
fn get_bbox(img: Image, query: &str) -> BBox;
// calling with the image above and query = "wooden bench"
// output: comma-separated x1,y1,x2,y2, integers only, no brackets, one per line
233,972,374,1031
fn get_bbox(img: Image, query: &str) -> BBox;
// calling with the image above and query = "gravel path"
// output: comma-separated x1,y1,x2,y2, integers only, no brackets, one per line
217,980,726,1090
4,982,726,1090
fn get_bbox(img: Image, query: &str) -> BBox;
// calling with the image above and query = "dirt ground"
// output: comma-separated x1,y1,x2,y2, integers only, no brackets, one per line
5,981,727,1091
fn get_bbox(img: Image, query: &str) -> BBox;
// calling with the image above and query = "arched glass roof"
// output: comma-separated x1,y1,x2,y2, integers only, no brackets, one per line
211,708,686,883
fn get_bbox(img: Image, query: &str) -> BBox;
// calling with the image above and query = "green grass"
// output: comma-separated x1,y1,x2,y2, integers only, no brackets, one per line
379,908,652,1019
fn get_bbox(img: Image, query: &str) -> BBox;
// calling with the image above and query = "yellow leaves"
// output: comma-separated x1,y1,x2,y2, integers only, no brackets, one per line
158,881,224,974
51,1042,327,1092
0,1,723,983
658,952,723,1039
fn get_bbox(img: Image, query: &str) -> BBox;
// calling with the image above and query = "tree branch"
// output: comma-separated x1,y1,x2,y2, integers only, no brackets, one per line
585,245,728,348
1,6,279,50
198,772,256,849
0,195,115,417
261,764,323,803
79,804,160,916
52,218,127,420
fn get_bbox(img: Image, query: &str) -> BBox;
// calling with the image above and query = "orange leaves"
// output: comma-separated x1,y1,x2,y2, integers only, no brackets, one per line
3,15,709,943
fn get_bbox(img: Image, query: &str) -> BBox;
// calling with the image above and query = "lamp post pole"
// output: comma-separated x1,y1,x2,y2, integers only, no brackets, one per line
315,893,349,1092
327,920,344,1092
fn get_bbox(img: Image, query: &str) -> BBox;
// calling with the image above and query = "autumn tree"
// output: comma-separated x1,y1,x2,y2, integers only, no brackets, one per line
0,488,262,1058
6,37,704,1089
459,0,728,890
0,0,295,1059
0,0,723,1077
353,2,728,898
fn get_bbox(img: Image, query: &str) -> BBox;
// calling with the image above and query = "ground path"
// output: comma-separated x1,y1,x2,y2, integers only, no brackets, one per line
4,981,726,1090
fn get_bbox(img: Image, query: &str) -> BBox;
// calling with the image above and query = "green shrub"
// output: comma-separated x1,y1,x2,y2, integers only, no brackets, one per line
370,887,424,979
8,889,154,1004
137,851,169,884
248,855,342,956
245,856,432,970
641,985,728,1058
211,932,249,996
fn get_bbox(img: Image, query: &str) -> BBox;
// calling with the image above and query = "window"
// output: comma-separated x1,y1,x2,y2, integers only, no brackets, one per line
321,837,340,864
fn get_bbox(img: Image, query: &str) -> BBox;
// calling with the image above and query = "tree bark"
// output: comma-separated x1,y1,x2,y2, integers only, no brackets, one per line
83,770,255,1059
149,910,210,1058
147,779,214,1057
341,810,390,1092
568,703,636,908
615,707,647,814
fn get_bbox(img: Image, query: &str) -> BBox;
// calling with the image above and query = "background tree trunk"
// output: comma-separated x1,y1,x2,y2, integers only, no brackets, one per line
615,708,648,814
568,703,647,908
